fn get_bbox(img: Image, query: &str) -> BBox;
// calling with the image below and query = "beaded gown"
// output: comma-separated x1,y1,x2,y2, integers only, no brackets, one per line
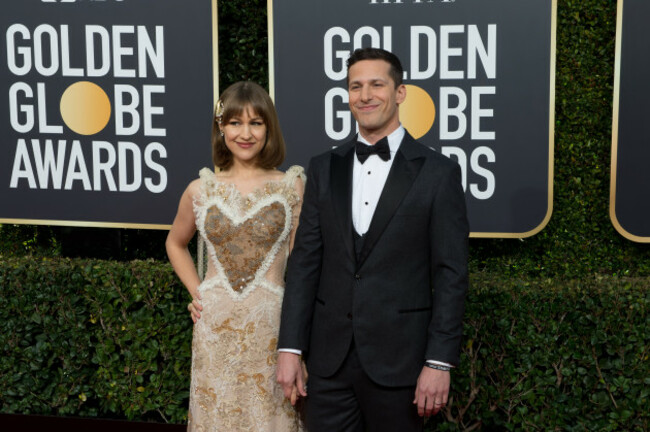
188,166,305,431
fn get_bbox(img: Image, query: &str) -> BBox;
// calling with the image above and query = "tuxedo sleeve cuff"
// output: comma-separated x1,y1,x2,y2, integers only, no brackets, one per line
427,360,454,368
278,348,302,356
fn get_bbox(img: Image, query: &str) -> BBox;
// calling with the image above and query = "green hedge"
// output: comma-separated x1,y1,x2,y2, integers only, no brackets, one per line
434,275,649,431
1,257,647,429
0,257,191,423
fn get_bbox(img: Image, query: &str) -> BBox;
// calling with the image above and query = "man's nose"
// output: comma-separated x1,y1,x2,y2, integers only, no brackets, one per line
360,84,372,102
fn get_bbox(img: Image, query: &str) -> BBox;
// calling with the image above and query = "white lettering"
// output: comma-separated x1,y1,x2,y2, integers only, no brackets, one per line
113,25,136,78
324,27,350,81
144,142,167,193
440,25,464,79
8,82,34,133
114,84,140,135
64,140,92,190
470,146,495,199
439,87,467,140
324,87,351,140
92,141,118,191
85,25,111,77
137,26,165,78
471,86,495,140
10,139,37,189
60,25,84,77
6,24,32,76
410,26,437,80
33,24,59,77
32,139,66,189
37,83,63,134
468,24,496,79
118,142,142,192
143,85,166,136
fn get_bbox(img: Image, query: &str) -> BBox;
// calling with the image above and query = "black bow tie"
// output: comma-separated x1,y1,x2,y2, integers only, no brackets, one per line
355,137,391,163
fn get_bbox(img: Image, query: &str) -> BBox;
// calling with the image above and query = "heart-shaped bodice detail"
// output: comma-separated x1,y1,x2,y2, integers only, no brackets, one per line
203,201,287,293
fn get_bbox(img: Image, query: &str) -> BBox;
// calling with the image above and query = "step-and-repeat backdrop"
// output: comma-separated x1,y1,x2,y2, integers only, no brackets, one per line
0,0,216,228
270,0,556,237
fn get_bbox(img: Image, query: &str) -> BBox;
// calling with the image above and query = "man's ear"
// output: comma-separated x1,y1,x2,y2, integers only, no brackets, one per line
396,84,407,105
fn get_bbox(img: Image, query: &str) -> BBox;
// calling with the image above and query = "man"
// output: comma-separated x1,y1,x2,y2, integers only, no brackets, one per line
277,47,469,432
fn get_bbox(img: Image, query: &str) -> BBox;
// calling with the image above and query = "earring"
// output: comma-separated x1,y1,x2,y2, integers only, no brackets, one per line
219,130,224,137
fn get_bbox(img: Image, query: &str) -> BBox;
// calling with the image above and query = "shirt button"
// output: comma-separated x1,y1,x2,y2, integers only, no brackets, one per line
347,313,353,320
367,171,371,175
365,202,369,205
355,274,361,279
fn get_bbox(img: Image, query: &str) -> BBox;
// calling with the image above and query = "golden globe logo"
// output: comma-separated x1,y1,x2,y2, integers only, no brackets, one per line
400,85,435,140
6,23,167,193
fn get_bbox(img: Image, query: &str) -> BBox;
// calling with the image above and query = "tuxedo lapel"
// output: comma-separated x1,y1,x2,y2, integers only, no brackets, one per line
357,135,425,268
330,142,356,263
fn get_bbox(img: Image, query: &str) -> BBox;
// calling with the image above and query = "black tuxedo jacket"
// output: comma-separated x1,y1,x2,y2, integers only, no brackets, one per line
279,133,469,387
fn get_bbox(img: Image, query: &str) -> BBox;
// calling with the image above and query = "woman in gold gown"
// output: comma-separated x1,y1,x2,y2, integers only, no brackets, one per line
166,81,305,431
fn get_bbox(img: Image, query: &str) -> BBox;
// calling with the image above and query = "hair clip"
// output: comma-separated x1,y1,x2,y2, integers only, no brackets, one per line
215,100,224,124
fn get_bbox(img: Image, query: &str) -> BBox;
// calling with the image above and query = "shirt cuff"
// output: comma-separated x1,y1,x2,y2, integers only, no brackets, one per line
278,348,302,356
427,360,454,368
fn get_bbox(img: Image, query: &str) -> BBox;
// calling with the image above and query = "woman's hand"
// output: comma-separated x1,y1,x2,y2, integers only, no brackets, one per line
188,294,203,323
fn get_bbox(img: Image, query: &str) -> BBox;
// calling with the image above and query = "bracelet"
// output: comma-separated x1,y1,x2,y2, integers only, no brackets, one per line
424,363,451,372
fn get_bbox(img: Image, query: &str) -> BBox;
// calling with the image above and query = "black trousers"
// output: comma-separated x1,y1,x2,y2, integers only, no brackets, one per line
305,341,424,432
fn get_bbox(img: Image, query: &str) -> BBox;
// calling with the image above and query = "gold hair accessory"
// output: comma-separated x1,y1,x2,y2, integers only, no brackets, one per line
215,100,224,136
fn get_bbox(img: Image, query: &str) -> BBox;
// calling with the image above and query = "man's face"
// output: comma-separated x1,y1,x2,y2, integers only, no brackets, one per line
348,59,406,139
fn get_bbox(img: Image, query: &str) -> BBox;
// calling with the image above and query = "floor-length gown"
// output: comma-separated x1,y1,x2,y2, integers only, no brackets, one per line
187,165,305,431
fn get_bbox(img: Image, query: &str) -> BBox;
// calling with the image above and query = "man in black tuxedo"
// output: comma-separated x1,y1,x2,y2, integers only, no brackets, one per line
277,47,469,432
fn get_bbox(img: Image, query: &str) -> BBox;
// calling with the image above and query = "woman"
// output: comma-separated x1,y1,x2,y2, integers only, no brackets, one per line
166,81,305,431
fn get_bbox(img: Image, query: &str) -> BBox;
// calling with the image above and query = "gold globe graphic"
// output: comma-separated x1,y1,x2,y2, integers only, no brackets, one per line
400,84,435,139
60,81,111,135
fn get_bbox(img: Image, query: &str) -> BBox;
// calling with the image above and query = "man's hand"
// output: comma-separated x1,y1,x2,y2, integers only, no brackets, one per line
413,366,450,417
276,352,308,406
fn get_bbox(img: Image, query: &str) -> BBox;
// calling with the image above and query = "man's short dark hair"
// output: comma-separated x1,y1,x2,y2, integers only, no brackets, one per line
346,47,404,87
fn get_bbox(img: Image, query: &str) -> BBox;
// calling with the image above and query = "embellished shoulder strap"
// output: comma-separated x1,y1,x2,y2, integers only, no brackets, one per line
283,165,306,186
281,165,306,209
198,167,216,199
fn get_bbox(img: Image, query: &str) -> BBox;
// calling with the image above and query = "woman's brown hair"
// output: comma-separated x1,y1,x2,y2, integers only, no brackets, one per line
212,81,286,170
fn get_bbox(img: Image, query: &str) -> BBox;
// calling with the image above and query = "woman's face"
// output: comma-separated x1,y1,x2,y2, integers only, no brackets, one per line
221,106,267,165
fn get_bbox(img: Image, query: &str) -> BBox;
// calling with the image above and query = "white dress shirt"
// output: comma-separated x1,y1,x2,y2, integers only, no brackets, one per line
352,127,404,235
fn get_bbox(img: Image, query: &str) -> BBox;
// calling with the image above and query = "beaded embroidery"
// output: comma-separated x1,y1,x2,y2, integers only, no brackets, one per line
193,166,305,301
